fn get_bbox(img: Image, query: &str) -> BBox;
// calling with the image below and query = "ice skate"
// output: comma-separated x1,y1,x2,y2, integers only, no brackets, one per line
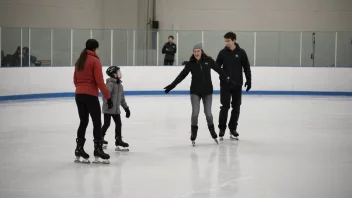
230,130,239,140
74,138,90,164
190,125,198,146
115,137,129,151
208,125,219,145
92,140,110,164
219,130,225,141
102,138,108,149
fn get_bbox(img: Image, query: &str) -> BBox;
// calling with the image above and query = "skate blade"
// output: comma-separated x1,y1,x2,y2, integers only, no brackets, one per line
230,136,239,140
219,137,224,141
192,141,195,146
74,157,90,164
214,139,219,145
115,146,129,152
92,157,110,164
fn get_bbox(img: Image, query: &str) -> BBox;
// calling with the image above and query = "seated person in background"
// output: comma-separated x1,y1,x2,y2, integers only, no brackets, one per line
11,46,21,66
3,54,13,66
1,50,4,66
22,47,40,66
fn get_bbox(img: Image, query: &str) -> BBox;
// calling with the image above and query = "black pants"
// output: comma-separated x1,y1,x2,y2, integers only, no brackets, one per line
218,86,242,131
75,94,102,140
101,114,122,139
164,59,174,66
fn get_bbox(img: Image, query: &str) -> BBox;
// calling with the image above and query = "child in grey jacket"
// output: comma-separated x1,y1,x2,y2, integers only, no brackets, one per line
101,66,131,151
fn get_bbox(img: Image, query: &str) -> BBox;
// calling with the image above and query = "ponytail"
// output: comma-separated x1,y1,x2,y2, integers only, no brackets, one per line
75,49,88,71
76,39,99,71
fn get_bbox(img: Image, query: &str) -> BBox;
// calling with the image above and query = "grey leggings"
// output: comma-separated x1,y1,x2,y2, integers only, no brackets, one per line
190,94,214,126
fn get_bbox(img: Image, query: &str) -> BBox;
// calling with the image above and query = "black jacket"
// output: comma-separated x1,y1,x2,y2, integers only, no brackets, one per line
170,57,228,96
162,42,177,61
216,43,252,87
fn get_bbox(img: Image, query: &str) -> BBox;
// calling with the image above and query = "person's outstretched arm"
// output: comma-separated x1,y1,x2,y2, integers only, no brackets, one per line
210,59,228,81
164,64,191,93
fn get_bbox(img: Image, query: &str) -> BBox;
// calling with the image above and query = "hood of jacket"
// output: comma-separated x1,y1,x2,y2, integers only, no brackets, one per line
106,77,121,84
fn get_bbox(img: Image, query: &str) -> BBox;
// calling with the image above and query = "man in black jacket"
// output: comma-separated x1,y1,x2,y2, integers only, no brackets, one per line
216,32,252,140
162,35,177,66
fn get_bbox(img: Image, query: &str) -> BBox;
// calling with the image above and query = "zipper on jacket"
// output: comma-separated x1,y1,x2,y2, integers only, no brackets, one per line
198,60,204,84
230,51,234,81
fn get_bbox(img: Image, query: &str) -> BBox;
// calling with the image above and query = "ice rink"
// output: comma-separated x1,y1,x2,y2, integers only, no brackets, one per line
0,95,351,198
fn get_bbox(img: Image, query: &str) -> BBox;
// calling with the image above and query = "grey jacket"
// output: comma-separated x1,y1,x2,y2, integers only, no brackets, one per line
102,78,129,114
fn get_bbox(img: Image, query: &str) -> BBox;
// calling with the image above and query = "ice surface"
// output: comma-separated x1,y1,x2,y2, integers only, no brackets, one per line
0,95,351,198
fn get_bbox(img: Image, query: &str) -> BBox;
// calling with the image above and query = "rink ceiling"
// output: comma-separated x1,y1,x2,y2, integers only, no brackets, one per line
0,95,351,198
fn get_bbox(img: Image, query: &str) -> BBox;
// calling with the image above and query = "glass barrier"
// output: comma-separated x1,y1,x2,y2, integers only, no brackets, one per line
0,27,351,67
302,32,336,67
52,29,71,66
30,28,51,66
337,31,352,67
72,29,90,66
92,30,111,66
113,30,128,66
178,31,202,66
1,27,22,66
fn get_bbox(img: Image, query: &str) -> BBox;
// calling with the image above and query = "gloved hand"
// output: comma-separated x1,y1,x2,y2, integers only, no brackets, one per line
124,108,131,118
107,98,113,109
244,81,252,92
164,84,175,94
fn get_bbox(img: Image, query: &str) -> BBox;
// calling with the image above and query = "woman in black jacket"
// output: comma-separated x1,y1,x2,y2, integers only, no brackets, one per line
164,43,233,146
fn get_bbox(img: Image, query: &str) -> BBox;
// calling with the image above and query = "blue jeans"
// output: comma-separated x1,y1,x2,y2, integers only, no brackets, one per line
190,94,214,126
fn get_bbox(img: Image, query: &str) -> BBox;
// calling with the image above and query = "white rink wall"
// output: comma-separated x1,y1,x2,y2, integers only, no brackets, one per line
0,67,352,98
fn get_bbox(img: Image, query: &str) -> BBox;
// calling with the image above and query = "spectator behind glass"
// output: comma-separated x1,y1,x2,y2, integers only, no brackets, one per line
1,50,4,66
11,46,21,66
22,47,38,66
162,35,177,66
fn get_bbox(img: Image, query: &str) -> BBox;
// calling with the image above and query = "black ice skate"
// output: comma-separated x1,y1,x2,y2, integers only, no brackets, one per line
115,137,129,151
219,130,226,141
74,138,90,164
190,125,198,146
102,137,108,149
230,130,239,140
93,140,110,164
208,125,219,145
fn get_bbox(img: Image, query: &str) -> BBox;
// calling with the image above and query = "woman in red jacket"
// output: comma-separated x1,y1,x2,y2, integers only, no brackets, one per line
74,39,113,164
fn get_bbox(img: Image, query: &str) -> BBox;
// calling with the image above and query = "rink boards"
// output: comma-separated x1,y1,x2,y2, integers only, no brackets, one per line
0,66,352,100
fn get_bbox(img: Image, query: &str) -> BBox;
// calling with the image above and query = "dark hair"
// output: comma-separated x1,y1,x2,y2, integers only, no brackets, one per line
75,39,99,71
224,32,237,41
23,47,29,54
168,35,174,40
14,46,21,54
189,50,212,61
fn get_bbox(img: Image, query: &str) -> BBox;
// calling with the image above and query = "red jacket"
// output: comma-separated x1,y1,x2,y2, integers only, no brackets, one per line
74,50,111,99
